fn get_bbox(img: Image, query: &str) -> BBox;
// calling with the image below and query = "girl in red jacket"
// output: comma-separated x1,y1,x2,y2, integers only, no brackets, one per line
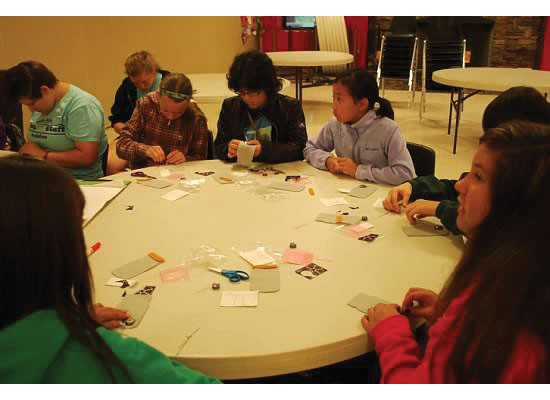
363,121,550,383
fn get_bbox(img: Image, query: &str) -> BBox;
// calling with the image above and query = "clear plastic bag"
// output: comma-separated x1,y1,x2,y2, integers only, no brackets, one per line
184,245,228,269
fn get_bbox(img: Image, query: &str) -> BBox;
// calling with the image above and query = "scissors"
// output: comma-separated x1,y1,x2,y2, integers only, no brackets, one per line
208,267,250,283
130,171,156,180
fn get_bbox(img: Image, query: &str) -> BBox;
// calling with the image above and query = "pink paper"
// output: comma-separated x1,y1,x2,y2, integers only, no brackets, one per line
343,224,369,239
167,173,185,181
282,249,314,266
159,265,190,282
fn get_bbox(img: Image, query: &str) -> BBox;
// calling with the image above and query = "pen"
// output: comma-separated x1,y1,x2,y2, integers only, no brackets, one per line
87,241,101,257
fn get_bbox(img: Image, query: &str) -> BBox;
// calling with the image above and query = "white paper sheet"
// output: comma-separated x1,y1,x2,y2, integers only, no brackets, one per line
161,189,189,201
220,291,259,307
239,249,276,267
80,185,125,226
320,197,349,206
373,198,385,208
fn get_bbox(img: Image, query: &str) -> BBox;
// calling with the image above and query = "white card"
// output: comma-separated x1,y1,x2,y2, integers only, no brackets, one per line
239,249,276,267
373,198,385,208
220,291,259,307
161,189,189,201
159,168,171,178
105,277,137,288
232,171,249,177
359,221,375,229
184,178,205,185
337,188,351,194
320,197,349,206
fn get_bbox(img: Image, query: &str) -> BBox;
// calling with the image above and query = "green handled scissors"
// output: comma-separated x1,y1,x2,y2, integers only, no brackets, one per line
208,267,250,283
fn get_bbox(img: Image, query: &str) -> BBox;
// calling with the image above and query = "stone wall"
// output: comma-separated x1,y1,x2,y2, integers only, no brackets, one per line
367,16,546,89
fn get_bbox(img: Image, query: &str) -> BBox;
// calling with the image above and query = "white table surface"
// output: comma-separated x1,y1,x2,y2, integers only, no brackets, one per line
85,160,463,380
432,67,550,93
266,51,354,67
187,73,290,103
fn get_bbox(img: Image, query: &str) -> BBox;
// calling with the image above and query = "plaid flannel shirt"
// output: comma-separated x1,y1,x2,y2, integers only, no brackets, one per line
116,91,208,169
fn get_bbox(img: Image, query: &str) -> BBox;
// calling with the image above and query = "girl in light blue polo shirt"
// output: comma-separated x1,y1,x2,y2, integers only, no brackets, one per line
4,61,107,180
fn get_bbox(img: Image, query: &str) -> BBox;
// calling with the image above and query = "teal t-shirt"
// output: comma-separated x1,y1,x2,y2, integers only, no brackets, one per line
136,72,162,99
246,113,272,142
28,85,108,180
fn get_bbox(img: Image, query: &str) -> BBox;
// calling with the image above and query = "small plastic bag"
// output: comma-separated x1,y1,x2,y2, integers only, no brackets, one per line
185,245,228,269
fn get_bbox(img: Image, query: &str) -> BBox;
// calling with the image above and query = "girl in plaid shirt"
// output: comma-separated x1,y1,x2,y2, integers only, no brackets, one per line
116,73,209,169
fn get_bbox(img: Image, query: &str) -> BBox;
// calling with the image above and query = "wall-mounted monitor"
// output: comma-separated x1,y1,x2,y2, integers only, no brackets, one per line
284,16,316,30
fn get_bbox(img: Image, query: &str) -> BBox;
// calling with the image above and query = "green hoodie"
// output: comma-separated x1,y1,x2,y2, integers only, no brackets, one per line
409,173,468,235
0,309,221,384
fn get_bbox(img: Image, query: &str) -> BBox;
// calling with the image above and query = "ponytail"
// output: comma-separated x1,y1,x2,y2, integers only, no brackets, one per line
375,96,394,120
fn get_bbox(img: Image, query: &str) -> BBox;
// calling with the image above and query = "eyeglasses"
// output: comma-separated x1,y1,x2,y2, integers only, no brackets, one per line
236,89,262,97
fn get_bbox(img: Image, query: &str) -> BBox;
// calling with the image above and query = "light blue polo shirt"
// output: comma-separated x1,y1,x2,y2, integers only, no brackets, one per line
28,85,108,180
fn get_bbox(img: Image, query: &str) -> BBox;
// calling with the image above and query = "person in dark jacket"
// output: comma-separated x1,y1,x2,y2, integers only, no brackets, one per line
214,50,307,164
107,51,169,174
383,86,550,235
0,69,25,151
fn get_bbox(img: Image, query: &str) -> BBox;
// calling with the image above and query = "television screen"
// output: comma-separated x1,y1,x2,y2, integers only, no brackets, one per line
284,16,316,29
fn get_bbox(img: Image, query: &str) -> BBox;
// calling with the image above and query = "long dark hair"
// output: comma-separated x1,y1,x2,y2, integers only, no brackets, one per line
435,121,550,382
334,69,394,120
0,156,132,382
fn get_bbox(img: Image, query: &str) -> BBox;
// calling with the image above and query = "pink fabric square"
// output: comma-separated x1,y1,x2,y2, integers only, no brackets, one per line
159,265,190,282
282,249,314,265
343,224,369,239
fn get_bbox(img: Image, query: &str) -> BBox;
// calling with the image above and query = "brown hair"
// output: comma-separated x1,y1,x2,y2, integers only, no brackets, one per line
124,50,160,77
0,156,132,382
435,121,550,382
159,73,193,103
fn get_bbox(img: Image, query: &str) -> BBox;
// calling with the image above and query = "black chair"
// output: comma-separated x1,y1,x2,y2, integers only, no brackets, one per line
5,123,25,151
419,39,466,119
101,144,109,176
376,34,419,105
407,142,436,177
207,129,216,160
1,103,25,151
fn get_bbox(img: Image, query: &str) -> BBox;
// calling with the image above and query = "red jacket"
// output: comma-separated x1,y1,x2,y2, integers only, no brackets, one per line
369,289,546,383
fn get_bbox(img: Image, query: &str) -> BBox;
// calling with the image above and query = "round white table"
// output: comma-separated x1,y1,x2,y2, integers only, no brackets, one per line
85,160,463,380
266,51,355,102
187,73,290,103
432,67,550,154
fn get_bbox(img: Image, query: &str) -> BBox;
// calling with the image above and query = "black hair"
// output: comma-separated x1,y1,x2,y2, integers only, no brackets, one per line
3,61,58,100
334,69,394,120
227,50,282,98
482,86,550,130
